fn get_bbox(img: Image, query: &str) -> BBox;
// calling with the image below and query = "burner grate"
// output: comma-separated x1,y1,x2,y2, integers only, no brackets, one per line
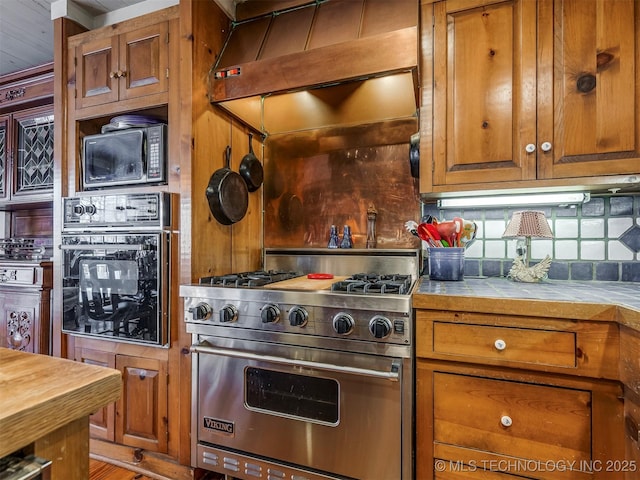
331,274,412,295
199,270,300,287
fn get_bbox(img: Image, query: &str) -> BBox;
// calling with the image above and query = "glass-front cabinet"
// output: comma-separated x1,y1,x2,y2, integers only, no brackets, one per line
0,105,54,203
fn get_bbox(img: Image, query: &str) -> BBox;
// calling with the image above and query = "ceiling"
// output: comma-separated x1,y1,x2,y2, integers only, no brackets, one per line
0,0,237,77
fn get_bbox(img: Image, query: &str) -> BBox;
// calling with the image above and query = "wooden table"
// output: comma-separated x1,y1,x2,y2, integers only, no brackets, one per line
0,348,121,478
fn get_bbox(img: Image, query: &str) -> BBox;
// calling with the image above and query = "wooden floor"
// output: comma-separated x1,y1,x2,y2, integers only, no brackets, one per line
89,459,155,480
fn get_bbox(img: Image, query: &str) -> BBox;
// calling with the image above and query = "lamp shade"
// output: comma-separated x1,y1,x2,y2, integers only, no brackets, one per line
502,211,553,238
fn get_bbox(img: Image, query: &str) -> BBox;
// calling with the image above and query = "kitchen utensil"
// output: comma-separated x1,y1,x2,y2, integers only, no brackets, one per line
307,273,334,279
425,223,445,247
459,220,478,247
206,146,249,225
452,217,465,247
404,220,419,237
417,223,441,247
435,221,457,248
239,133,263,192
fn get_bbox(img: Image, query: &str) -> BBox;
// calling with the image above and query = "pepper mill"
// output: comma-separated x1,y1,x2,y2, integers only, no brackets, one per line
366,204,378,248
340,225,353,248
328,225,340,249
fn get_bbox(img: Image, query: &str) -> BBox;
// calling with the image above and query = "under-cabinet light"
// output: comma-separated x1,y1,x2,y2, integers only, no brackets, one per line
437,192,590,209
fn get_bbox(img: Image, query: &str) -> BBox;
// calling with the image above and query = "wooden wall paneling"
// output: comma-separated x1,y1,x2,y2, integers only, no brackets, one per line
230,121,263,274
52,16,87,359
178,0,231,466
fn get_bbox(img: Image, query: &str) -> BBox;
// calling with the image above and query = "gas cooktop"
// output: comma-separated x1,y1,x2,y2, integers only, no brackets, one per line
199,270,299,288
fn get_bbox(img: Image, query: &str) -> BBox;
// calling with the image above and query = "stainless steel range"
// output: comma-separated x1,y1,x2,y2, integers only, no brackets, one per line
180,248,420,480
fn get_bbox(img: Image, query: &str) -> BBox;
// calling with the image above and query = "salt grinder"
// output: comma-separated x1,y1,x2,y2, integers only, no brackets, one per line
340,225,353,248
328,225,340,249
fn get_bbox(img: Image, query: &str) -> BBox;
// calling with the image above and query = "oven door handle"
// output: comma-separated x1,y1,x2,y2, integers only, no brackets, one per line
60,244,146,251
190,343,401,382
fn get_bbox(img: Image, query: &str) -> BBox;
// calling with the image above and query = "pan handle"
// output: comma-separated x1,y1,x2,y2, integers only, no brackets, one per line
224,145,231,168
190,343,400,381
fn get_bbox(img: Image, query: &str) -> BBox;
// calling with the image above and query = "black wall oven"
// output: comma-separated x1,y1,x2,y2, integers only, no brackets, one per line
61,193,173,346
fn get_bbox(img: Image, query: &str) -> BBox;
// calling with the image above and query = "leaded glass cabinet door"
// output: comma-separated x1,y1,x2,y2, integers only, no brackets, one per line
0,115,8,201
13,106,54,198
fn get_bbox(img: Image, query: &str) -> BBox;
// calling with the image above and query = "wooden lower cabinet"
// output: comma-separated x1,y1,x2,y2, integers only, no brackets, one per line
0,262,52,354
74,347,168,453
416,310,625,480
621,325,640,480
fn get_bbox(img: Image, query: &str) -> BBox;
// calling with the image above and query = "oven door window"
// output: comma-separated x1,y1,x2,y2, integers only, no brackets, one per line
245,367,339,426
61,234,166,345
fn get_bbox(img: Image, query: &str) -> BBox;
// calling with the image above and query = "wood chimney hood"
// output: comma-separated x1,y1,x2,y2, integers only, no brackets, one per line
209,0,419,135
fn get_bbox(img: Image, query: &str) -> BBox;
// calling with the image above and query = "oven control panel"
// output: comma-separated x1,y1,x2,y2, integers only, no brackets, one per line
183,296,411,346
62,192,172,230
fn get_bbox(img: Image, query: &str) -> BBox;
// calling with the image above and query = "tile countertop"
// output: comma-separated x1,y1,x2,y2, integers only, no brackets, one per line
413,276,640,329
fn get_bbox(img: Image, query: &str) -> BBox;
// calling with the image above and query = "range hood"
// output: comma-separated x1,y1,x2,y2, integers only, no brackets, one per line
209,0,419,136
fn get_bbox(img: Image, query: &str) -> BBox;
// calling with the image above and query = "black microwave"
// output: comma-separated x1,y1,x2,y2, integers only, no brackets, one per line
82,124,167,190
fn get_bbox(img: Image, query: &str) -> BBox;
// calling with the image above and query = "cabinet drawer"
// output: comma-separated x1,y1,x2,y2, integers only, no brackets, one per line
433,322,576,368
434,372,591,464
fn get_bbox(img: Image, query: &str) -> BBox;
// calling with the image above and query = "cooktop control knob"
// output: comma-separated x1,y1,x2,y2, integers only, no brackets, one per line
288,306,308,327
84,203,97,215
261,304,281,324
188,302,212,321
333,312,354,335
369,315,392,339
219,304,238,323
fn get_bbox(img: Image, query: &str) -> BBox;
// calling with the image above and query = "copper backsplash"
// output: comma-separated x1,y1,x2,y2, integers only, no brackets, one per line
264,120,421,249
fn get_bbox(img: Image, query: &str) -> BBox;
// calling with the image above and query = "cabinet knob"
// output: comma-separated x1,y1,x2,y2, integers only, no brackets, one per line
500,415,513,427
540,141,552,152
109,71,117,79
494,339,507,351
525,143,536,153
118,70,127,78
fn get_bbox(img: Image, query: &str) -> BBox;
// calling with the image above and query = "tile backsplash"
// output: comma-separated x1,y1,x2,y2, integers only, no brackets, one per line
422,194,640,282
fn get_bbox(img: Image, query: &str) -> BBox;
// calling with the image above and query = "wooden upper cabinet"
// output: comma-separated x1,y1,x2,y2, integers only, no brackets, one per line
74,22,169,110
424,0,640,192
537,0,640,179
431,0,538,187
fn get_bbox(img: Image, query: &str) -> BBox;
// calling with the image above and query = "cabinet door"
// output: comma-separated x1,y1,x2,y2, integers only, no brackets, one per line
537,0,640,179
75,36,120,109
0,115,8,201
12,106,54,197
431,0,538,186
2,292,40,354
75,347,117,442
115,355,168,453
118,22,169,101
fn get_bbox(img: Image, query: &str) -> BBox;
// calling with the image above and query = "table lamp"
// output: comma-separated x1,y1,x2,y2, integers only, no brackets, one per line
502,210,554,282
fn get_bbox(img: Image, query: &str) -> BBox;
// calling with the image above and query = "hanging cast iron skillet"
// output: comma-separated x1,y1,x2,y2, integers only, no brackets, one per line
206,146,249,225
409,132,420,179
239,133,264,192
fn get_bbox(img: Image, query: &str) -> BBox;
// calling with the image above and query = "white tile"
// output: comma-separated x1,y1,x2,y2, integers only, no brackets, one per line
465,240,483,258
608,217,634,237
608,240,635,260
555,240,578,260
505,239,518,258
580,218,604,238
554,219,578,238
484,240,506,259
580,241,605,260
530,239,553,260
484,220,507,239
